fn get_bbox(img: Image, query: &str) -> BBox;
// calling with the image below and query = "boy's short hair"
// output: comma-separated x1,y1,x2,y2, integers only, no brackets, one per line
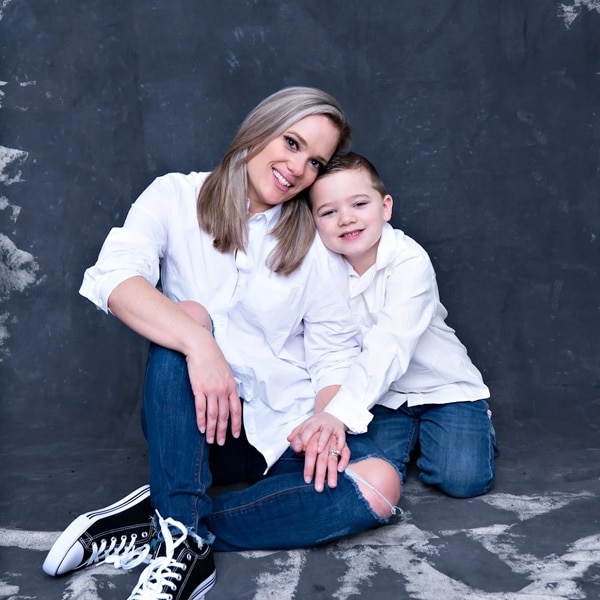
319,151,387,196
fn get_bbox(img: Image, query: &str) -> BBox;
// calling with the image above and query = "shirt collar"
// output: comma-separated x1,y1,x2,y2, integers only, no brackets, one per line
348,222,396,280
247,202,283,228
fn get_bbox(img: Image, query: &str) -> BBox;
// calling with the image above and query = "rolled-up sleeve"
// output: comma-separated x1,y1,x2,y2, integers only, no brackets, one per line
79,177,171,313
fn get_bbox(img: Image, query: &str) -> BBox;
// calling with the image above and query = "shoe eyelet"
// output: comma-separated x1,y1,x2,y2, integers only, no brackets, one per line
186,553,192,561
141,531,148,538
111,537,117,543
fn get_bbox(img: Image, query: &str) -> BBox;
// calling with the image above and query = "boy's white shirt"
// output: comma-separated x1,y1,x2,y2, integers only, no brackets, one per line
324,222,490,435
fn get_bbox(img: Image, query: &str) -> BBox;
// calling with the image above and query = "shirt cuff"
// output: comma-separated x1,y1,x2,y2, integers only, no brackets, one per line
324,390,373,434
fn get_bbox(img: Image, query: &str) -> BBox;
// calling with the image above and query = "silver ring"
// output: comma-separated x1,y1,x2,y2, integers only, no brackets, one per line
329,449,341,458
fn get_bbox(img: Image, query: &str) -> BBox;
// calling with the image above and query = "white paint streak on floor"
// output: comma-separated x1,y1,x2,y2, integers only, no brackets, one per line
0,579,20,597
0,527,58,550
1,491,598,599
251,551,307,600
61,565,128,600
480,491,592,521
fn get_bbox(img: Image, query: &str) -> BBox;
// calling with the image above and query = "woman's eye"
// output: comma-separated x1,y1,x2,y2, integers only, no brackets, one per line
285,136,298,150
310,159,324,170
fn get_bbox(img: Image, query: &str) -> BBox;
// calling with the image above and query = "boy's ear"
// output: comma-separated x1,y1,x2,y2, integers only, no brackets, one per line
383,194,393,222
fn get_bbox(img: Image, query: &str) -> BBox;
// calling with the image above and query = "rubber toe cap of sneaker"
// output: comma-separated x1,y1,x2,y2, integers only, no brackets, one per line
43,542,84,576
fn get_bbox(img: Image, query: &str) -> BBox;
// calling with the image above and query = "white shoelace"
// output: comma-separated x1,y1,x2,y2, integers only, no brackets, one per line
87,532,152,570
126,512,192,600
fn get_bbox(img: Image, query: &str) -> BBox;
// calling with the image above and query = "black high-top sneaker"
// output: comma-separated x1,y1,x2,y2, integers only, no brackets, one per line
126,512,216,600
43,485,155,576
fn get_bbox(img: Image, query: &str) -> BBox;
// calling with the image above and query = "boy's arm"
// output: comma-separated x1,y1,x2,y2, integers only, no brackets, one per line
325,249,438,431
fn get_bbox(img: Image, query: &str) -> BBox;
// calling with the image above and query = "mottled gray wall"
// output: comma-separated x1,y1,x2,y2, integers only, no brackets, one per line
1,1,599,459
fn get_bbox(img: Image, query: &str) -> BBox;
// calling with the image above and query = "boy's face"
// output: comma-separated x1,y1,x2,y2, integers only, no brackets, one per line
310,168,393,275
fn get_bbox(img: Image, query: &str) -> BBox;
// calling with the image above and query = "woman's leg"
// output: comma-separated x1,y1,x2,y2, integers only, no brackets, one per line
417,400,498,498
141,343,215,540
206,437,400,551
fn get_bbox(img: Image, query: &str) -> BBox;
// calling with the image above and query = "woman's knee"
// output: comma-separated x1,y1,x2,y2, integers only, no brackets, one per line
178,300,212,331
348,457,401,519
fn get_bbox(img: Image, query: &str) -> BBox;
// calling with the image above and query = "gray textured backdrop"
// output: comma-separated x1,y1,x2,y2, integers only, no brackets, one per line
1,0,599,554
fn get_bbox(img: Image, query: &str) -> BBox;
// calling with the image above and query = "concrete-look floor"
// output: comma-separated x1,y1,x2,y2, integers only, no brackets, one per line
1,422,599,599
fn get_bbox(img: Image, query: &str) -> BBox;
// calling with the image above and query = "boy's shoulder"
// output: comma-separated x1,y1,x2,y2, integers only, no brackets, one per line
381,223,431,265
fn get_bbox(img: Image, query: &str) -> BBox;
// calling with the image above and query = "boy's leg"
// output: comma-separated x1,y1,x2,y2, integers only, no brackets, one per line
207,436,399,551
416,400,498,498
364,404,421,483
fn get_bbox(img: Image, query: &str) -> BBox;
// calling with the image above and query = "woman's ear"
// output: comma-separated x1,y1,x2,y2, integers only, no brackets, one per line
383,194,394,222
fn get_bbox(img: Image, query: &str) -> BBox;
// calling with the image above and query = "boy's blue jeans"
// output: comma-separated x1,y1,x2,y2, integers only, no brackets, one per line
367,401,498,498
141,344,390,551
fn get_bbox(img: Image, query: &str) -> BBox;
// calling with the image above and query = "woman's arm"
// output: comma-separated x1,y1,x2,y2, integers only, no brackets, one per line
108,276,241,445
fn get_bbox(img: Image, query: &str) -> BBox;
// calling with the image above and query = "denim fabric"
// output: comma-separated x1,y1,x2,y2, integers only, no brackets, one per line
367,401,498,498
142,344,389,550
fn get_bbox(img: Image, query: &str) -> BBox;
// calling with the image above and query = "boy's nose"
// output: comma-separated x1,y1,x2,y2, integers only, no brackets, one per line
338,209,356,225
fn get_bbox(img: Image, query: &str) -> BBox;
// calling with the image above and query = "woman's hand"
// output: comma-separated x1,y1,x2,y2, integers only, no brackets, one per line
288,412,350,492
185,341,241,445
108,277,242,445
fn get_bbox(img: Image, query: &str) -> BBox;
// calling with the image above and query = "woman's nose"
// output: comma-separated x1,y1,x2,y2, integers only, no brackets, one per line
288,154,306,177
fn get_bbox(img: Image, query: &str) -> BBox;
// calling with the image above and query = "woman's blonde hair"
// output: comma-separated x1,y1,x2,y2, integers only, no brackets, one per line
197,86,351,275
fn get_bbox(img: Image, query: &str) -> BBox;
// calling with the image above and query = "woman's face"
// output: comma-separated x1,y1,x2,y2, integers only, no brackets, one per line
246,114,340,216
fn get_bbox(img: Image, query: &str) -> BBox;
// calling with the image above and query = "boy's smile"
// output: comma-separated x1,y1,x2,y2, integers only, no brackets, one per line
310,168,393,275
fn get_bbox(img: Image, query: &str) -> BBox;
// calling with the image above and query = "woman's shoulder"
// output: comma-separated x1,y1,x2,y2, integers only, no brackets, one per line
153,171,211,192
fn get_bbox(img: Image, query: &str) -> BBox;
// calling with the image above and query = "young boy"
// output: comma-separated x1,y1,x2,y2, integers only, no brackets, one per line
307,152,497,498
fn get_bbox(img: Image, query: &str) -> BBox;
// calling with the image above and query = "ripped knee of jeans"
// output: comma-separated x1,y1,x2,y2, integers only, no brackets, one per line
345,461,403,520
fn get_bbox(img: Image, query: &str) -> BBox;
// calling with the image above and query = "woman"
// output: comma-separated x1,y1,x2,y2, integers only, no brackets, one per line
43,87,401,600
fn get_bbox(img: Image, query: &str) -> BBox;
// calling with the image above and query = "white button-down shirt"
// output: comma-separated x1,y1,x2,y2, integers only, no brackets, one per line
325,223,490,434
80,172,361,469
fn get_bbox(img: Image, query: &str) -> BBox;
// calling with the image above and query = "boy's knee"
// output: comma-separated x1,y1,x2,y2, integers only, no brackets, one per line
178,300,212,331
439,473,495,498
425,465,495,498
348,457,401,519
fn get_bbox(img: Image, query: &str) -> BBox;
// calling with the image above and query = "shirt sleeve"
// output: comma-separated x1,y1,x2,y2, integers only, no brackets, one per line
79,176,174,313
325,248,437,433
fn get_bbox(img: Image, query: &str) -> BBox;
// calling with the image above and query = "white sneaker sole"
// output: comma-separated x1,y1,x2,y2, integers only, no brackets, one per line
42,485,151,576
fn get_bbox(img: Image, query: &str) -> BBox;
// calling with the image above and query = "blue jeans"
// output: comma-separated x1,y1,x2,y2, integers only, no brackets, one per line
366,401,498,498
141,344,390,551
